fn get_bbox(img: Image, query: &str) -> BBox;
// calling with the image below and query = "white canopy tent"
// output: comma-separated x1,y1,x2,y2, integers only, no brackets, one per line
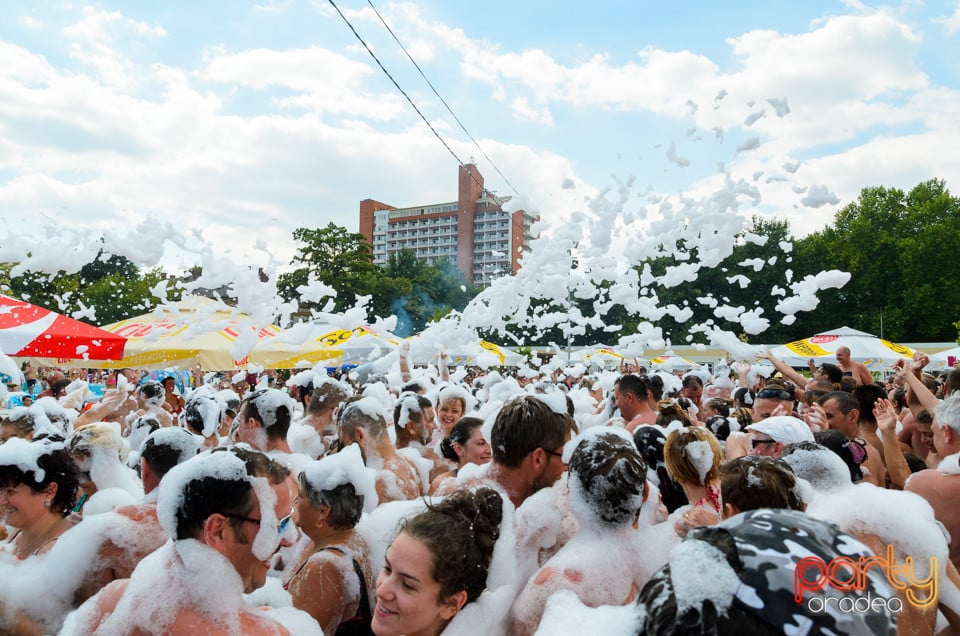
767,326,914,371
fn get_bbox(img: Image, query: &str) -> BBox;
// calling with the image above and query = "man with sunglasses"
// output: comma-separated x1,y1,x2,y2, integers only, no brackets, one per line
65,449,303,635
745,416,815,458
751,381,796,422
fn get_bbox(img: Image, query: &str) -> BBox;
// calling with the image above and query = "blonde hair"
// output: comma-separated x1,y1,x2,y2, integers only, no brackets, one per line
663,426,722,486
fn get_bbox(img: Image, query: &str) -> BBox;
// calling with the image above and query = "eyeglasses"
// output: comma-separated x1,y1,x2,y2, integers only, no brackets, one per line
223,513,261,528
224,511,293,537
541,448,564,460
277,512,292,536
757,388,793,401
751,438,777,449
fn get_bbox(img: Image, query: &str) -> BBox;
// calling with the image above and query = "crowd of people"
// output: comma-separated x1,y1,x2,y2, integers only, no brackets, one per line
1,344,960,635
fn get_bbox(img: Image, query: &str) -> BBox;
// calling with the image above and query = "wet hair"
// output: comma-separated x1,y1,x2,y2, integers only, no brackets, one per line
439,417,485,463
491,396,577,468
632,426,687,513
916,409,933,426
161,376,175,388
392,393,434,427
50,378,72,399
175,474,254,541
399,487,502,604
703,415,731,441
211,446,290,486
704,398,731,418
137,380,165,406
402,381,425,394
813,430,864,483
338,398,388,442
182,392,221,436
298,474,363,530
664,427,722,486
946,369,960,397
720,456,804,513
306,381,351,416
240,389,293,441
852,384,886,426
681,375,703,390
817,390,859,416
818,362,843,385
655,401,695,428
140,429,201,481
903,453,927,474
1,411,36,438
732,387,755,409
646,375,664,401
615,374,649,401
731,407,753,431
568,432,647,527
0,444,80,517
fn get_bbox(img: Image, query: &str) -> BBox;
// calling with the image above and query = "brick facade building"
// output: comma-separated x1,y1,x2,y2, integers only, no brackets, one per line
359,164,536,286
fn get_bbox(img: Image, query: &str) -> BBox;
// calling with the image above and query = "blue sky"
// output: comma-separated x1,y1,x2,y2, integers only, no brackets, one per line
0,0,958,275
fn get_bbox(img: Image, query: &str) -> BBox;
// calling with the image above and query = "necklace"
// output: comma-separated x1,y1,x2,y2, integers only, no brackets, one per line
15,518,66,559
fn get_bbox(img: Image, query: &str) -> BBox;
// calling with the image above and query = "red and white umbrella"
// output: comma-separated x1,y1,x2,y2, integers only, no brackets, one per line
0,295,126,360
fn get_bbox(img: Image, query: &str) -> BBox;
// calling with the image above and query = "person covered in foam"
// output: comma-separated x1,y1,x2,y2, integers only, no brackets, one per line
509,429,649,635
60,449,319,635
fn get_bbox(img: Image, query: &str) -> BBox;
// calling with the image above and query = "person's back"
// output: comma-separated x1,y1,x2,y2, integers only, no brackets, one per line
509,430,647,636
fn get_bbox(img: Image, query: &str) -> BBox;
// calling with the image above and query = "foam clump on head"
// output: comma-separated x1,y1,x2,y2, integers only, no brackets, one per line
0,436,62,481
140,426,204,463
300,443,378,513
157,450,280,561
183,385,226,438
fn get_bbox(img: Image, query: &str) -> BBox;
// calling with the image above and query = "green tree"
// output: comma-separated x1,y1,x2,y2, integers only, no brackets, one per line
792,179,960,341
277,223,383,315
0,254,175,325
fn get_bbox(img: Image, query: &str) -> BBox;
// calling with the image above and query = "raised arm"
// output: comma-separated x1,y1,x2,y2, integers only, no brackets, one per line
874,398,910,490
896,354,938,415
438,346,450,383
759,350,807,387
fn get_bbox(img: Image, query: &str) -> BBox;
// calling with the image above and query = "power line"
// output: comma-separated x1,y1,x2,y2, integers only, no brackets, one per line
364,0,521,197
326,0,487,195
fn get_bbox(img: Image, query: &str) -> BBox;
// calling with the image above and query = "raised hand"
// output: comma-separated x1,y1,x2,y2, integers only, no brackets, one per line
873,398,898,433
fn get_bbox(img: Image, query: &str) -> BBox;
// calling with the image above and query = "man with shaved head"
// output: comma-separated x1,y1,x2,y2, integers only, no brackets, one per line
835,346,874,386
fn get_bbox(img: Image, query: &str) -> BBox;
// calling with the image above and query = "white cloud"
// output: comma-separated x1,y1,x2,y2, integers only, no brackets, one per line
508,96,553,125
935,2,960,34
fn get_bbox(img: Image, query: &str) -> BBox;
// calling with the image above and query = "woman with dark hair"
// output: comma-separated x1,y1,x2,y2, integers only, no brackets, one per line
428,417,491,495
287,444,375,635
373,487,503,636
0,438,80,559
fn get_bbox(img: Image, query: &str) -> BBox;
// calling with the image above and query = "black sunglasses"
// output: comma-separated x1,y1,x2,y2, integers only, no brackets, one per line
751,438,777,448
757,388,793,401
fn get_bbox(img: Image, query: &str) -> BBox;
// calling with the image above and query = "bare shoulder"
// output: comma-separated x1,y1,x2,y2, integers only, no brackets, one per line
905,468,958,493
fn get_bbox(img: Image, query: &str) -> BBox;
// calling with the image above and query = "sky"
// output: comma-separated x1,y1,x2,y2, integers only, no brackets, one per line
1,0,959,275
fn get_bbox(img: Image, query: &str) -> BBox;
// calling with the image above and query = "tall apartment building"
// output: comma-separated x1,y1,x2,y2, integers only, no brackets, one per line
358,164,536,286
